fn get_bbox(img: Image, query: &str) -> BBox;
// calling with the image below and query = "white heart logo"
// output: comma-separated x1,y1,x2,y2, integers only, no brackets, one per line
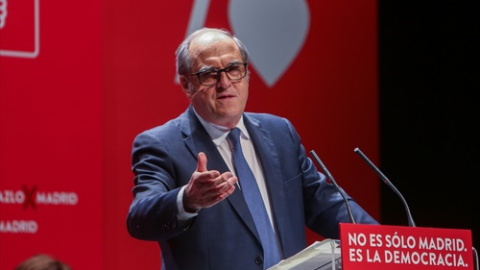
229,0,310,87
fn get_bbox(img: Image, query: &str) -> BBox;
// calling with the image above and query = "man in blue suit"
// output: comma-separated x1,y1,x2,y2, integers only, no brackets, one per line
127,27,378,270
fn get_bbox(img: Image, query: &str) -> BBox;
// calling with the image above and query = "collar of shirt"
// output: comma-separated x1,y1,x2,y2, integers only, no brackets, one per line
192,108,250,146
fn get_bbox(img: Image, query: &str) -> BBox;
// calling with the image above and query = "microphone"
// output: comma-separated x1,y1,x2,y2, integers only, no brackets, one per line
353,147,416,227
309,150,356,224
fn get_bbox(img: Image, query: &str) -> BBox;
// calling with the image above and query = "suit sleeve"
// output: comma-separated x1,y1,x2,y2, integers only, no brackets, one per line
126,130,190,241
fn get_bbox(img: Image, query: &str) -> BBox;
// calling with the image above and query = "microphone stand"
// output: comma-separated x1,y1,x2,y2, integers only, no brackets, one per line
310,150,356,224
354,147,416,227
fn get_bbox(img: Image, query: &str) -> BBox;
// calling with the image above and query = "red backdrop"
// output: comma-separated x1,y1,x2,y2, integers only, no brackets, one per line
1,1,379,269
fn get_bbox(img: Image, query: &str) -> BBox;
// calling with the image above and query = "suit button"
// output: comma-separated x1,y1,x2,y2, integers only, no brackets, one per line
162,222,172,231
255,257,263,265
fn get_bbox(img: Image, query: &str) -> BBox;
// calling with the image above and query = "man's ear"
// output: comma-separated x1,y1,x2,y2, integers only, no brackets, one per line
179,75,192,99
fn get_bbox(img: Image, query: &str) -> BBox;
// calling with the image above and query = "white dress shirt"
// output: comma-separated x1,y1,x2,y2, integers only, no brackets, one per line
177,111,275,230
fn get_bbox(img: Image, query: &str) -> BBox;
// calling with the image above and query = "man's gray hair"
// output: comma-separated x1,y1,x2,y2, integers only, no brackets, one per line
175,28,249,76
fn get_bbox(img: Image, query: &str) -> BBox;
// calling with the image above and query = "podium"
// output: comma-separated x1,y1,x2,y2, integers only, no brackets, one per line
268,224,476,270
267,239,341,270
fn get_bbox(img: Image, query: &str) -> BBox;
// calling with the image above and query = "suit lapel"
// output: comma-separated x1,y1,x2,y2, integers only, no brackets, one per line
244,114,290,253
180,107,228,170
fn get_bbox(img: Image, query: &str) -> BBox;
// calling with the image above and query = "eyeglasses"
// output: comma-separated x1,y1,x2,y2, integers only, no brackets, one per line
188,63,248,86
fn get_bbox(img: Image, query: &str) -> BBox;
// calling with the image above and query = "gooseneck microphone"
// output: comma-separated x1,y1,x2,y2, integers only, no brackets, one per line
353,147,416,227
309,150,356,224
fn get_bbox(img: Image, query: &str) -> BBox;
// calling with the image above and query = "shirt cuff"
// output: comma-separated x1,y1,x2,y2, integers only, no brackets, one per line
177,186,199,220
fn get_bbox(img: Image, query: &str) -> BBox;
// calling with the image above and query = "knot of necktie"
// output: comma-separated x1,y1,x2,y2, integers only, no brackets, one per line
227,127,242,149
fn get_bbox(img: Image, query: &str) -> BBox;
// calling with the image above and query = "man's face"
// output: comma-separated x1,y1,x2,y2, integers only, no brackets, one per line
181,33,249,129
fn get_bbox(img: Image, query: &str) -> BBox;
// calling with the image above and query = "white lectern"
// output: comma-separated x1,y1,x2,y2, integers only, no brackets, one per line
268,239,341,270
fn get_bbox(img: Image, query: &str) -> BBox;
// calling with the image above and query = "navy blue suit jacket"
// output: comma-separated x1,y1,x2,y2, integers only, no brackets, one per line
127,106,377,270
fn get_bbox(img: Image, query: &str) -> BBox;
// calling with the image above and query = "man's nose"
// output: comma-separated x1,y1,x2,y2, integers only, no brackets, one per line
216,71,231,88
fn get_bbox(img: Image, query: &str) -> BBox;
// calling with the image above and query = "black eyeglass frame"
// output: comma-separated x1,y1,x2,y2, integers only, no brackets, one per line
187,63,248,86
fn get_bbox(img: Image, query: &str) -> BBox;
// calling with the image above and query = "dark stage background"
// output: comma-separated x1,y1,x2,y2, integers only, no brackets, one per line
379,1,480,250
